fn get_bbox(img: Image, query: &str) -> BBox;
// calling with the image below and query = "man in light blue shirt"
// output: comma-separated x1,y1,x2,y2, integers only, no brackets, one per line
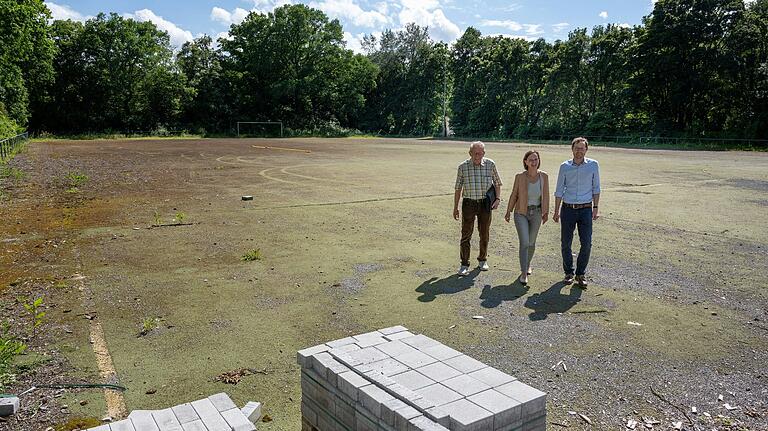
553,137,601,287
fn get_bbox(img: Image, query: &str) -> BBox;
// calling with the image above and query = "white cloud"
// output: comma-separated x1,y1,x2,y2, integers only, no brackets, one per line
618,23,631,28
127,9,194,47
482,19,542,35
397,0,461,42
249,0,294,14
343,31,366,53
46,1,89,22
310,0,389,27
481,19,523,32
211,7,250,25
599,11,608,19
552,22,569,33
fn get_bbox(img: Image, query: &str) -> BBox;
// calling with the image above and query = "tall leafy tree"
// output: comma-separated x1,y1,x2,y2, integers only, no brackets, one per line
177,35,231,133
37,13,187,133
0,0,54,132
220,4,376,129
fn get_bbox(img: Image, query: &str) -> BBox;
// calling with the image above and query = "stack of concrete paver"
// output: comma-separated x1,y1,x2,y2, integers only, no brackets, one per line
85,392,259,431
298,326,546,431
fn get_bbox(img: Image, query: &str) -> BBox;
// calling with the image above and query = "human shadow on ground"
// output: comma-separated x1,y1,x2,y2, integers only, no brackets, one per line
523,281,583,321
416,269,479,302
479,280,529,308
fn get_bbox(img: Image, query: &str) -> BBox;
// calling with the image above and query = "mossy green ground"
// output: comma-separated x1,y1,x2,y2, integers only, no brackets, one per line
2,138,766,429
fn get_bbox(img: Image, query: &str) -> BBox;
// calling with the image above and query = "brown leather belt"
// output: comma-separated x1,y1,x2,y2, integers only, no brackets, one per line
562,202,593,209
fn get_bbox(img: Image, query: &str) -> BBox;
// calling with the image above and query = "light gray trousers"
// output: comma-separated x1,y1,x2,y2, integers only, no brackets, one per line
513,207,542,273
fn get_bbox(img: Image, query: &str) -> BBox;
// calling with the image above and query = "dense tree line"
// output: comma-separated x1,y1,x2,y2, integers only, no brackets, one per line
0,0,766,140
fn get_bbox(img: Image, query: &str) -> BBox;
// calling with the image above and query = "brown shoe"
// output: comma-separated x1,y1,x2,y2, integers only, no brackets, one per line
563,274,574,284
575,275,588,288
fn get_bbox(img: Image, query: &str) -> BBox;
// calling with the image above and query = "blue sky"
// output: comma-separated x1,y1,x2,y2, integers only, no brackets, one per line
44,0,659,52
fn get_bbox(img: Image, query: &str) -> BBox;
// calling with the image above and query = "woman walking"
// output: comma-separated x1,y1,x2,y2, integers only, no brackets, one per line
504,150,550,285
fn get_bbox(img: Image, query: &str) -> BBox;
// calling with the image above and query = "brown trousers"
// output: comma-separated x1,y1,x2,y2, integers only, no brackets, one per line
460,198,492,266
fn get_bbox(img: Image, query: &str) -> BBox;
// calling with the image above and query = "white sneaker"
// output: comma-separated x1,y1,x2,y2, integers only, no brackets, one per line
457,265,470,276
479,261,489,271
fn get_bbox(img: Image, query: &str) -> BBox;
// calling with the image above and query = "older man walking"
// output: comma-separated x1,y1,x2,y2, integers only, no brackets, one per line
553,137,601,287
453,141,502,276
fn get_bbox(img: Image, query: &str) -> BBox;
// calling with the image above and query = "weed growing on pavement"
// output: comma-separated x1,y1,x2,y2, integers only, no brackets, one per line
0,321,26,391
0,165,24,181
139,317,160,337
241,248,263,261
65,171,88,193
174,211,186,224
153,210,162,225
18,296,46,336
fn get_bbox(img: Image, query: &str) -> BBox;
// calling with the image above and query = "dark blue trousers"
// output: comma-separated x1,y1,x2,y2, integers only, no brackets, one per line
560,206,592,276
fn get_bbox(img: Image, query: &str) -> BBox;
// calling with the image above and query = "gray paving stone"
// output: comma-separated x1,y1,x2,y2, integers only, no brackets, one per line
409,415,449,431
128,410,159,431
358,357,410,377
207,393,238,412
356,409,379,431
151,408,184,431
353,331,388,348
441,374,491,397
495,381,546,418
443,354,487,374
330,343,362,355
337,370,371,401
221,408,257,431
191,398,230,431
359,384,395,417
88,425,110,431
396,350,438,369
467,389,522,430
441,398,494,431
420,344,462,361
379,325,408,335
0,396,19,416
364,369,397,387
312,352,342,378
385,330,415,341
416,362,463,383
415,383,463,407
327,362,353,387
334,397,356,429
297,343,330,367
301,401,318,428
381,397,408,427
180,419,206,431
338,346,390,366
467,367,516,388
400,334,440,350
412,397,436,411
327,336,357,348
375,340,419,357
241,401,262,424
391,370,436,391
109,419,136,431
425,407,451,428
171,403,200,424
394,406,422,431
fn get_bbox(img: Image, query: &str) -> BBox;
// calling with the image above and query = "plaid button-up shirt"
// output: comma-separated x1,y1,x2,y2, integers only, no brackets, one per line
455,158,502,200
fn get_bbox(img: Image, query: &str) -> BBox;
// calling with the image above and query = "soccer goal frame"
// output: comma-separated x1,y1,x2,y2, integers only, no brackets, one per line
237,121,283,137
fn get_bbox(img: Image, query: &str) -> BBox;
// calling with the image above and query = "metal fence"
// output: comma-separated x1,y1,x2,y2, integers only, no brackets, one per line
0,132,28,162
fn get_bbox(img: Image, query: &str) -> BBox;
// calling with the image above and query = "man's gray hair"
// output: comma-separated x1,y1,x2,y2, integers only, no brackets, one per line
470,141,485,151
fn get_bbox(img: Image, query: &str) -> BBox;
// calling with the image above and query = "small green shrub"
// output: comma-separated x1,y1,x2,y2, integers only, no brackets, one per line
0,321,27,390
241,248,263,262
0,166,24,181
65,171,88,193
139,317,159,337
174,211,186,224
19,296,46,336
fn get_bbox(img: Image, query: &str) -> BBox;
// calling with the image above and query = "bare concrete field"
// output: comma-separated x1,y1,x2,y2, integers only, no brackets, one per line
1,137,767,430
